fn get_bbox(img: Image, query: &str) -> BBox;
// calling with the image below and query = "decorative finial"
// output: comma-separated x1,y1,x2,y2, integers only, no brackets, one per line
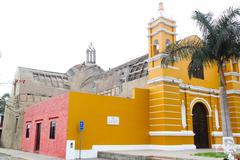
86,43,96,64
158,2,164,15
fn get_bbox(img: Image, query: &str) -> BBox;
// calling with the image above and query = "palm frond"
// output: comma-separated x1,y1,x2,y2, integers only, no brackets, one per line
187,47,215,78
161,36,202,66
218,7,240,26
1,93,10,100
192,10,215,39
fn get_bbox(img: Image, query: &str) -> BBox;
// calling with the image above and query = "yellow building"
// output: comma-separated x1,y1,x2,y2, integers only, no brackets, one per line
21,3,240,160
147,3,240,149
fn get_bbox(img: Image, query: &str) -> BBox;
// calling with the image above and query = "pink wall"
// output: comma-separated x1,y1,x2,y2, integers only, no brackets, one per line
21,94,69,158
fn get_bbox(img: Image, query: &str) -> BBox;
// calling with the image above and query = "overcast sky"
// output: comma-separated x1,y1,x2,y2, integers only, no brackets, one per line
0,0,239,96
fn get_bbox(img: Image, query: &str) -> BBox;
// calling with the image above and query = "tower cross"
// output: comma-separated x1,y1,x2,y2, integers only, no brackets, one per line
158,2,164,16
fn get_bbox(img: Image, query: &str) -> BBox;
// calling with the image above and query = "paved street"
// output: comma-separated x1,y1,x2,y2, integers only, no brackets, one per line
0,153,10,159
0,148,108,160
0,152,25,160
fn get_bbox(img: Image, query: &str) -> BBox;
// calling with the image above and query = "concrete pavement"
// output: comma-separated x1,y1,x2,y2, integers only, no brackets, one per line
0,148,107,160
0,148,229,160
98,149,224,160
0,148,62,160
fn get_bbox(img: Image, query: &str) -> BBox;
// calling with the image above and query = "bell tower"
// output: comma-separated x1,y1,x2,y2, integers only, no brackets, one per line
148,2,177,59
147,3,191,147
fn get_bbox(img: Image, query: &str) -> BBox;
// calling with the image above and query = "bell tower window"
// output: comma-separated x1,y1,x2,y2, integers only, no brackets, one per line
153,40,160,55
165,39,171,47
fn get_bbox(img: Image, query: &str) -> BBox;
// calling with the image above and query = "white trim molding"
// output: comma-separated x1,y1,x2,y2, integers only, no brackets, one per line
148,53,167,63
148,76,182,85
150,117,181,120
212,144,240,150
180,84,219,94
227,90,240,95
148,19,177,29
148,16,176,25
149,130,195,137
211,131,240,137
148,28,177,37
190,97,212,117
150,97,180,101
148,65,180,71
180,89,219,98
224,72,240,77
150,124,181,127
226,80,240,84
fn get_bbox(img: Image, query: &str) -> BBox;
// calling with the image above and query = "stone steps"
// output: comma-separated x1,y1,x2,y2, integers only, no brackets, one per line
97,151,194,160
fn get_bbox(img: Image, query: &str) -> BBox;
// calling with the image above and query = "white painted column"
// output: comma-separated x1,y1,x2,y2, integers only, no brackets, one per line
181,100,187,129
90,51,93,63
93,52,96,64
86,51,89,63
215,105,220,130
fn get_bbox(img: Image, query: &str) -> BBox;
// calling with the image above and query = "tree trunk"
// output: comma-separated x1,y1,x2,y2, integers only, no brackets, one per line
218,64,233,137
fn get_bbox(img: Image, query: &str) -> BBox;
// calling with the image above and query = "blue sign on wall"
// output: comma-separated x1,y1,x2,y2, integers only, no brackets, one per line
79,121,84,131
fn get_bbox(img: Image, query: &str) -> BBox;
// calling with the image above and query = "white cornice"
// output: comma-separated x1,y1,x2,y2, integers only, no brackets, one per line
180,89,219,98
149,131,194,137
147,53,167,63
147,76,182,85
148,28,177,37
180,84,219,94
167,66,180,70
148,76,240,95
148,16,176,25
226,80,240,84
224,72,240,77
212,131,240,137
227,90,240,95
148,65,180,71
148,19,177,29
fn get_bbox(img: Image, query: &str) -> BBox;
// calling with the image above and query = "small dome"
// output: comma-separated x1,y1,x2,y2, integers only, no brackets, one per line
66,63,103,77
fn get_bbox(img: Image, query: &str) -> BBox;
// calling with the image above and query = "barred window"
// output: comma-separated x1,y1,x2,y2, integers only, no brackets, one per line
25,124,30,138
49,121,56,139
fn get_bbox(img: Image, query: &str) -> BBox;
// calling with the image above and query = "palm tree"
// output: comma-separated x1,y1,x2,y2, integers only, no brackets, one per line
161,7,240,140
0,93,10,113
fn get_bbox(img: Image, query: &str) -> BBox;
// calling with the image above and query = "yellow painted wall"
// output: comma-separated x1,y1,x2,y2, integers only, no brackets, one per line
67,88,149,150
64,10,240,151
147,14,240,147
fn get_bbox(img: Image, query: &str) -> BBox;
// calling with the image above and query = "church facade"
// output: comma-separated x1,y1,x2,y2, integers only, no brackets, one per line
1,3,240,159
147,5,240,149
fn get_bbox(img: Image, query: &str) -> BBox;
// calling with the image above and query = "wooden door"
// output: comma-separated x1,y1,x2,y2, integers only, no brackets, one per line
35,123,41,151
192,103,209,148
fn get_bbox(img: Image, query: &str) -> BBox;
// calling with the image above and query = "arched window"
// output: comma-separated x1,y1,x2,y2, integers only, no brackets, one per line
153,40,160,55
165,39,171,47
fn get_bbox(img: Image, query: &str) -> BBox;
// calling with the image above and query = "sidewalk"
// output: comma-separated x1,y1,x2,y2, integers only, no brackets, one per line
98,149,224,160
0,148,63,160
0,148,228,160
